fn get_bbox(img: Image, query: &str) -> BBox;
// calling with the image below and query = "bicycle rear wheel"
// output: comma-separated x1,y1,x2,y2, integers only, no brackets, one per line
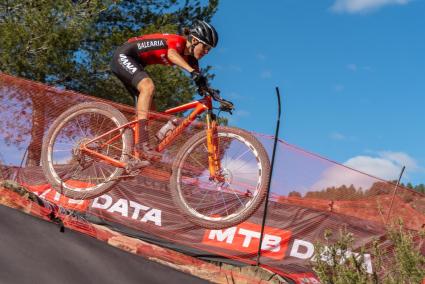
41,102,133,199
170,126,270,229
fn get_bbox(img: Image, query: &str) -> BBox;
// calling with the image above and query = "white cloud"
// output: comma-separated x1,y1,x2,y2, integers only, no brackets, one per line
311,164,379,191
311,151,419,191
344,155,402,180
330,132,346,140
331,0,410,14
378,151,419,171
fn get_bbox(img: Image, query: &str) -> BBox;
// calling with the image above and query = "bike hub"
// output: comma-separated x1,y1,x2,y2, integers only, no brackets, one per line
72,138,94,165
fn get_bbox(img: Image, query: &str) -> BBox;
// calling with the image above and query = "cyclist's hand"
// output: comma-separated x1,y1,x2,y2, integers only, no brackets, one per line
190,71,207,88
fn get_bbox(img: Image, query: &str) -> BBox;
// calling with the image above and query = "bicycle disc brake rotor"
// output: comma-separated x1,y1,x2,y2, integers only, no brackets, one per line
214,168,233,189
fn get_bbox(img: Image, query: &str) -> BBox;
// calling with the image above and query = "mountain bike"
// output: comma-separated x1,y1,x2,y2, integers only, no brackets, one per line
41,87,270,229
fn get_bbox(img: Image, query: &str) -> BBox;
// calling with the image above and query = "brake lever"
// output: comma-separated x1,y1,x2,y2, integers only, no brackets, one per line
199,87,234,114
210,89,222,101
220,100,234,114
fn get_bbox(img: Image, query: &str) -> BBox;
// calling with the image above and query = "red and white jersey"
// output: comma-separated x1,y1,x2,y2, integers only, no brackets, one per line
127,33,198,69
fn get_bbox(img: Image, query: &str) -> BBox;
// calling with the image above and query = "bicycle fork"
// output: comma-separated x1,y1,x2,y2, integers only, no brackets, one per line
206,113,224,182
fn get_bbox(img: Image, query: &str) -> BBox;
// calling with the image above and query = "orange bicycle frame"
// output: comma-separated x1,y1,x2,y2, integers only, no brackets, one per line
158,95,222,180
82,95,223,179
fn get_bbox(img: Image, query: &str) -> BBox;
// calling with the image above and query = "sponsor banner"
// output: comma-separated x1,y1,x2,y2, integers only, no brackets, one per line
21,167,387,278
91,194,162,227
203,222,291,260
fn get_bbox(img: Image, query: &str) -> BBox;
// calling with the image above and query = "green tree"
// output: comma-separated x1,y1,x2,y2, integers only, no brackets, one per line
414,184,425,194
0,0,219,165
288,191,302,198
0,0,108,166
76,0,219,107
0,0,107,83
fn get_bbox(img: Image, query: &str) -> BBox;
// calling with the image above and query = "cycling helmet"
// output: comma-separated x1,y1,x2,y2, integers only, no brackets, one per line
190,20,218,48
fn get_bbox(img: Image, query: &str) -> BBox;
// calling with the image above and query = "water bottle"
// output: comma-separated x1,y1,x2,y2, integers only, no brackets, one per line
156,118,178,141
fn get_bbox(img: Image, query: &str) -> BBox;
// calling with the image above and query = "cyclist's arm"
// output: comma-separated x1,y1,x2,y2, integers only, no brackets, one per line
168,48,196,73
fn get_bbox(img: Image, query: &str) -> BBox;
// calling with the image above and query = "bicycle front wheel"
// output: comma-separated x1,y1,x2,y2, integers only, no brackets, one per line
170,126,270,229
41,102,133,200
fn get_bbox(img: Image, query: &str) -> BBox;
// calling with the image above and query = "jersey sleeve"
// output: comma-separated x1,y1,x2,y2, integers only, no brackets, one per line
166,35,186,54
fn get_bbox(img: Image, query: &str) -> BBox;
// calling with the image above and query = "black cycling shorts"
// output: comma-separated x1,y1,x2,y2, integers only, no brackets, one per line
110,42,149,97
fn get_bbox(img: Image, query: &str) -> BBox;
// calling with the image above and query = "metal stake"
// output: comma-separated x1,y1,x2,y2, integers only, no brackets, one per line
256,87,282,265
386,166,406,224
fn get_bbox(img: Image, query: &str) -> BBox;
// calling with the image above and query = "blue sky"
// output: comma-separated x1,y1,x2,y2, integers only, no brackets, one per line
202,0,425,185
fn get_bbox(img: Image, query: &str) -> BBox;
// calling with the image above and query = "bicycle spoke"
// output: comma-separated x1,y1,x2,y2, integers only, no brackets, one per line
96,116,107,137
202,143,208,152
46,107,129,194
220,190,229,216
228,157,258,173
209,191,220,216
99,166,107,182
104,143,124,154
189,154,205,169
194,187,211,211
230,186,245,208
92,163,100,182
75,116,88,138
227,144,249,165
174,129,268,225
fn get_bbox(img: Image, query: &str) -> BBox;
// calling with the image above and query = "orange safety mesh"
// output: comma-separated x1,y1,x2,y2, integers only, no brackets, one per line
1,72,424,279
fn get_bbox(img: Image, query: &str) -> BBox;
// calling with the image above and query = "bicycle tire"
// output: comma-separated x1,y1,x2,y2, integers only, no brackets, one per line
41,102,133,199
170,126,270,229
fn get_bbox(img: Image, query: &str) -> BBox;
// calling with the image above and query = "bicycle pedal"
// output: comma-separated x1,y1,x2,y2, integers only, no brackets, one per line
139,152,161,162
121,171,141,178
125,158,150,173
135,142,162,162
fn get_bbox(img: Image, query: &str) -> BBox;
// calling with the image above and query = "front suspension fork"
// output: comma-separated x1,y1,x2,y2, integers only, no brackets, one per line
206,113,224,181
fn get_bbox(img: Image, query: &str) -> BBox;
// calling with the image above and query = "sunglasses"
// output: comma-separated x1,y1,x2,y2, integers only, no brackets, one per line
192,36,213,51
202,43,212,52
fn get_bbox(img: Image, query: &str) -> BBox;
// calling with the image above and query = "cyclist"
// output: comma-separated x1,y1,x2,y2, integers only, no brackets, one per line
111,20,218,163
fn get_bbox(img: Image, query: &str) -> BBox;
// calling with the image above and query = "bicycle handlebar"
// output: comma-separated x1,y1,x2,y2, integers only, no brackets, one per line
198,87,234,114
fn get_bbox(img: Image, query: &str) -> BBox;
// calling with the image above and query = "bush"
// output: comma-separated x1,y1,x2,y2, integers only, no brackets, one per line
312,221,425,283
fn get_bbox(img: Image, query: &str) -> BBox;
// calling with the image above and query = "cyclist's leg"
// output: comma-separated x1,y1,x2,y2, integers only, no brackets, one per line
134,77,161,159
111,50,157,160
135,77,155,144
110,50,148,103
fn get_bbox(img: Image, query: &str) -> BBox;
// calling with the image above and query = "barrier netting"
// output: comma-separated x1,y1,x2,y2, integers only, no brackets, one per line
1,73,424,282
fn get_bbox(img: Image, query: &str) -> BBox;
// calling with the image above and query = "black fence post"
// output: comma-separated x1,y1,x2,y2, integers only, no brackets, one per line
386,166,406,224
256,87,282,266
